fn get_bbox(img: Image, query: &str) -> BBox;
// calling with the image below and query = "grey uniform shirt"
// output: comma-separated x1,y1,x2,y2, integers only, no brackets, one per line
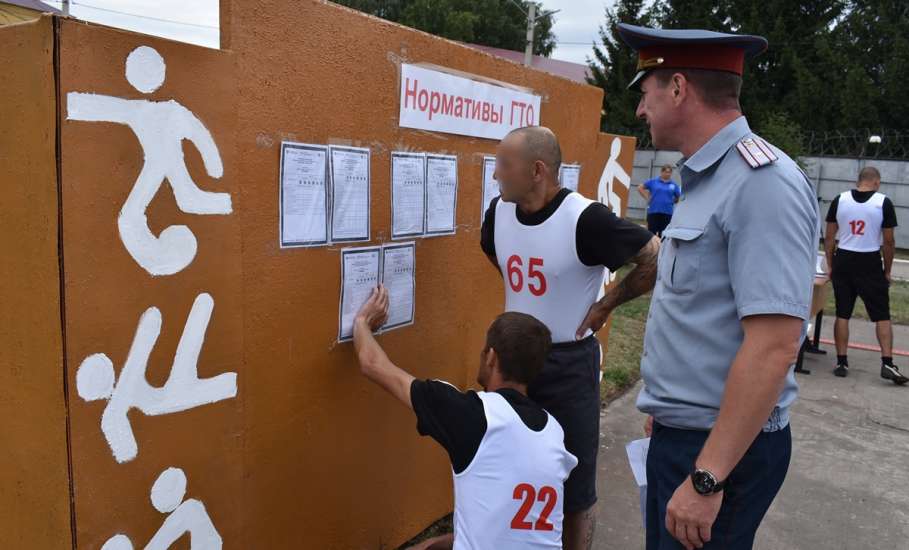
636,116,819,431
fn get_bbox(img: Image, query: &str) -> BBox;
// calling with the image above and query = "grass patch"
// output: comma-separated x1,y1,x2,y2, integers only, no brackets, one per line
823,278,909,325
600,267,652,404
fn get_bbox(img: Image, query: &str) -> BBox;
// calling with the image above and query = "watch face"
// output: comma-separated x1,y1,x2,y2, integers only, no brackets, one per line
692,470,716,494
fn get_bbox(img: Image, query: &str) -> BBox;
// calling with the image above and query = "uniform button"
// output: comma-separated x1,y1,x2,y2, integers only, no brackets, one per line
643,350,648,357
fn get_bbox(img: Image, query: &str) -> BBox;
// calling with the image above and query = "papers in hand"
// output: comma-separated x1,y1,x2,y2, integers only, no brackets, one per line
625,437,650,528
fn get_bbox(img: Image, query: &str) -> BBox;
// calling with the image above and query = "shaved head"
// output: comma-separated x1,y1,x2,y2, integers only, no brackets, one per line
858,166,881,183
495,125,563,204
504,126,562,173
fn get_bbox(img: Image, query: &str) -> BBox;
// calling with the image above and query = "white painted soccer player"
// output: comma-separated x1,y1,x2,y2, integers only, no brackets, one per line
100,467,222,550
596,137,632,283
596,137,631,216
76,293,238,463
67,45,232,276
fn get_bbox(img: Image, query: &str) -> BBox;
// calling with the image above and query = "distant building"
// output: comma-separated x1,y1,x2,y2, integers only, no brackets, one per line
0,0,61,25
463,43,591,84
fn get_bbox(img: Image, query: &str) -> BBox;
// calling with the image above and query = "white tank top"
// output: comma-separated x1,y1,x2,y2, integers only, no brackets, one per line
452,392,578,550
835,191,885,252
494,193,606,343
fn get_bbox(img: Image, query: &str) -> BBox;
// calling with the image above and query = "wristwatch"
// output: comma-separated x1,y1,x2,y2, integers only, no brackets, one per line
691,468,727,495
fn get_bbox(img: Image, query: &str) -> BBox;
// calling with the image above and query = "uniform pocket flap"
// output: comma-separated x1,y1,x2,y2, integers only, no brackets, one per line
663,227,705,242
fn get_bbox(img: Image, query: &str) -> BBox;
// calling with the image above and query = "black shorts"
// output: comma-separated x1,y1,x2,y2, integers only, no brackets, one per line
832,249,890,321
528,335,601,514
647,213,672,236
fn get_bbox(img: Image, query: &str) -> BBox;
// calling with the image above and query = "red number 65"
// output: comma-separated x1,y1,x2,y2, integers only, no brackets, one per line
506,255,547,296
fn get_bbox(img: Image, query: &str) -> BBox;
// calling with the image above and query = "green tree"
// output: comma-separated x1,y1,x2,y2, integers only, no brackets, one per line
757,110,805,159
587,0,655,133
834,1,909,130
648,0,848,136
334,0,556,56
588,0,879,156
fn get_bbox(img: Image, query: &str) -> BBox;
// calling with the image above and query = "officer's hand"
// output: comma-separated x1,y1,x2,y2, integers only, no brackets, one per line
356,285,389,332
885,271,892,285
644,415,654,437
576,302,611,340
665,477,723,550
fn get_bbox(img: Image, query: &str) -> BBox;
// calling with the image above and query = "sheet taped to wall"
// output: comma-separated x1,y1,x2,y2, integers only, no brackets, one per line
279,142,330,247
338,242,416,342
481,155,499,221
425,154,458,236
391,152,427,239
330,145,371,243
559,163,581,193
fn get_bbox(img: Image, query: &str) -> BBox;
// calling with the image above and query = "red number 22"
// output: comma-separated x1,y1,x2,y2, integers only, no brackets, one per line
511,483,557,531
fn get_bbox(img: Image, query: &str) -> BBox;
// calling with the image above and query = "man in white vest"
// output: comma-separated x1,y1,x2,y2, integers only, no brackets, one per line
825,166,907,384
352,285,578,549
480,126,660,549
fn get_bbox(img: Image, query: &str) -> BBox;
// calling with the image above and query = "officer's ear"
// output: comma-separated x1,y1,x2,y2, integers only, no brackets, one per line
670,73,687,103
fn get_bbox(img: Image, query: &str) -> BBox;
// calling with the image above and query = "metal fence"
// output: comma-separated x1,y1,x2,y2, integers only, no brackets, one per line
629,149,909,245
606,126,909,161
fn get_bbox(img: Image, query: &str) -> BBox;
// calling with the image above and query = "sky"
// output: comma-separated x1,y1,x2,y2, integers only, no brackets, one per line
42,0,220,48
544,0,612,65
41,0,610,66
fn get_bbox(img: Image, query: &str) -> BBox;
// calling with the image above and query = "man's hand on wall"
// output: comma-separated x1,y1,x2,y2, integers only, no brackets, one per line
355,285,389,332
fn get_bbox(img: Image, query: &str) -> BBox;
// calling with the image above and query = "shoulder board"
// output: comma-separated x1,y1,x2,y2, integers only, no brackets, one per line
735,137,778,169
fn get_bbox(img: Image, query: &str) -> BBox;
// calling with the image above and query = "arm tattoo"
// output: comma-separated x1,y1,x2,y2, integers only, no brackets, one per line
598,236,659,312
583,506,597,550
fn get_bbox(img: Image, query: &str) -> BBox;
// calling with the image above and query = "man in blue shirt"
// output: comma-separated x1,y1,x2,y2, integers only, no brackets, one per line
638,164,681,237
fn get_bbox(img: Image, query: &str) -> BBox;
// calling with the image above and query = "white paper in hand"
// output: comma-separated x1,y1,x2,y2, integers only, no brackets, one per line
625,437,650,528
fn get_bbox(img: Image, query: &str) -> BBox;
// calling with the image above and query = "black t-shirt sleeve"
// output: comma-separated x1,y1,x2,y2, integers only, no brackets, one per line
825,195,840,223
576,202,654,269
480,196,500,259
883,197,898,228
410,379,486,474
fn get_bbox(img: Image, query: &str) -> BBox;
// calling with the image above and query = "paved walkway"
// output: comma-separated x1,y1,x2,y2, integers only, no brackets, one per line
594,318,909,549
891,258,909,281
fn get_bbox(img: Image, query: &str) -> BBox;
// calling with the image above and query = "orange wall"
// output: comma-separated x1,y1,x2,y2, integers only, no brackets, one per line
229,2,632,547
58,20,244,548
0,17,73,549
1,3,633,548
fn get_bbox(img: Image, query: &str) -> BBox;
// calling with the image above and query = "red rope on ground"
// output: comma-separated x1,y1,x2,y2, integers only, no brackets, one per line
818,338,909,357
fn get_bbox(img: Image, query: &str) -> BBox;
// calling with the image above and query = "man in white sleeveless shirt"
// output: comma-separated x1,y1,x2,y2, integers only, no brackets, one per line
825,166,907,384
481,126,660,549
351,285,578,549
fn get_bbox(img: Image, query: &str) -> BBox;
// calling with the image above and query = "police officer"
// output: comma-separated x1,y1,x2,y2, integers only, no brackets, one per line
618,24,820,550
825,166,908,384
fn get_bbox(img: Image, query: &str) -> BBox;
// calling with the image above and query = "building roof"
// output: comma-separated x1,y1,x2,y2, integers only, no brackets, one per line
1,0,62,14
463,43,591,84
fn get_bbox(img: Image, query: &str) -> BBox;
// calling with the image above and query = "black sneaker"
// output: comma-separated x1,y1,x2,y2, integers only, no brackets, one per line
881,363,909,385
834,364,849,377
